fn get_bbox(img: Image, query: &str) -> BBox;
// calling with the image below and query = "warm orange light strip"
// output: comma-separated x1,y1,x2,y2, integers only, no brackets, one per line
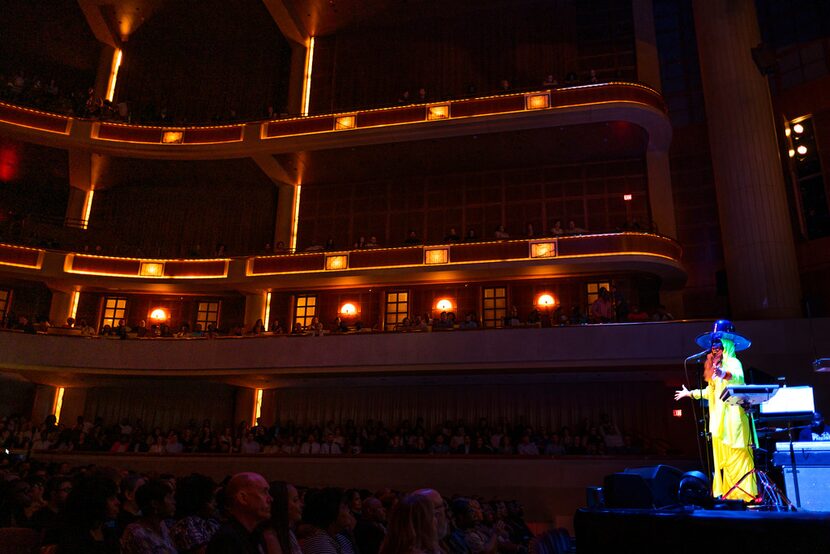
69,290,81,320
0,245,45,269
64,254,230,279
253,388,264,426
81,189,94,229
247,251,679,277
301,37,315,116
52,387,65,424
290,184,302,251
263,292,272,332
106,49,122,103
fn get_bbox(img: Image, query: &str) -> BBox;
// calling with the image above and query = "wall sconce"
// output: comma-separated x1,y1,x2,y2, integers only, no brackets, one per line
427,105,450,120
325,255,348,270
335,115,356,130
139,262,164,277
537,294,555,307
149,308,168,322
340,303,357,316
530,241,556,258
162,130,184,144
424,248,449,264
525,93,550,110
436,298,453,311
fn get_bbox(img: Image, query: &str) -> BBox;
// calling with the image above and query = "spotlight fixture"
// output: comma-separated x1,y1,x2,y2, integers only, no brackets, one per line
793,123,804,134
797,145,808,155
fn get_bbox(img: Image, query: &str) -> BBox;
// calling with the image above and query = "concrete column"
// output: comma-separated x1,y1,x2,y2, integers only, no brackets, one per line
48,288,76,326
233,387,256,429
60,388,88,426
31,385,57,424
243,291,267,331
287,41,308,116
94,45,117,99
646,149,677,239
275,184,297,250
65,186,92,228
632,0,662,92
692,0,801,319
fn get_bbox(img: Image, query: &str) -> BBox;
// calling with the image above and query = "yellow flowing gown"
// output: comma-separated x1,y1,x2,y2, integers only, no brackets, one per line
690,339,757,500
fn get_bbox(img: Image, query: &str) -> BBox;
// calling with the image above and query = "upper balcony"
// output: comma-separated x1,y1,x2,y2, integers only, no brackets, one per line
0,83,671,161
0,231,685,293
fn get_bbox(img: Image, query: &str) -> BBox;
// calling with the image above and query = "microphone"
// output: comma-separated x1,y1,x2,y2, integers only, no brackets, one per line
685,350,709,362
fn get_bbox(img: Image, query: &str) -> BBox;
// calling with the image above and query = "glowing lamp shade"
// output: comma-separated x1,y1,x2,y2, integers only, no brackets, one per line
335,115,356,130
525,93,550,110
149,308,168,322
325,255,348,270
162,131,184,144
537,294,555,307
530,242,556,258
427,105,449,120
425,248,449,264
793,123,804,134
340,303,357,316
139,262,164,277
436,298,453,311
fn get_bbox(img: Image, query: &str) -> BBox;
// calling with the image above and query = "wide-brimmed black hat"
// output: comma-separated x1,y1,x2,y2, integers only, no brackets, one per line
695,319,751,351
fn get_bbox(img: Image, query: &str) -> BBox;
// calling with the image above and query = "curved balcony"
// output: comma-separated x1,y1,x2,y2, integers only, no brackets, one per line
0,232,685,292
0,83,671,159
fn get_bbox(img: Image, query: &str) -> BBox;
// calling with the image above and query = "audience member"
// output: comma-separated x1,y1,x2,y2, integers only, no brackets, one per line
207,472,272,553
121,479,177,553
379,494,438,554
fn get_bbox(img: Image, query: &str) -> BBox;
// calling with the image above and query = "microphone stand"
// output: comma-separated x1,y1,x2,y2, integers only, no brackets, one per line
684,355,712,493
787,419,802,509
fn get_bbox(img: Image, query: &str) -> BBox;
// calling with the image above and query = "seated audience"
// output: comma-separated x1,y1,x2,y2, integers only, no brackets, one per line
264,481,303,554
299,488,356,554
379,494,437,554
170,473,220,553
121,479,177,553
207,472,272,553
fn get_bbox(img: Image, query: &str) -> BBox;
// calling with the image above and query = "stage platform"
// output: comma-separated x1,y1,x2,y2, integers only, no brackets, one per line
575,507,830,553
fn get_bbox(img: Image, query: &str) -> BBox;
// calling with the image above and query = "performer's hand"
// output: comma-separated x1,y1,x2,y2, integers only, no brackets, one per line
674,385,691,401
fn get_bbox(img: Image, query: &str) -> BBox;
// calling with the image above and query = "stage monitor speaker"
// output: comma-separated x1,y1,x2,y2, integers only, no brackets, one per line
624,465,683,508
603,473,653,508
603,465,683,509
782,465,830,511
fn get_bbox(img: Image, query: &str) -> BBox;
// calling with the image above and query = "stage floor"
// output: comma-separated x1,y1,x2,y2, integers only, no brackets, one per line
575,507,830,553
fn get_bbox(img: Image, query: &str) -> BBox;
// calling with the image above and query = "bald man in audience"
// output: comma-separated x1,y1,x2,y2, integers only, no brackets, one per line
207,472,272,554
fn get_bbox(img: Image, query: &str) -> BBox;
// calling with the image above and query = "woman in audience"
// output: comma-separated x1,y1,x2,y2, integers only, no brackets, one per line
300,488,356,554
169,473,219,553
379,494,439,554
56,474,121,553
121,479,177,553
264,481,303,554
250,319,265,335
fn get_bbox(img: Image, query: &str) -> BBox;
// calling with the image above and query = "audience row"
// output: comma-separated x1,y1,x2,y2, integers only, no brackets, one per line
0,455,536,553
2,413,668,459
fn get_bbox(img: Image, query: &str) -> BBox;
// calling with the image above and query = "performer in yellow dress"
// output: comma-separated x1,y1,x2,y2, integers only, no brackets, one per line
675,320,757,501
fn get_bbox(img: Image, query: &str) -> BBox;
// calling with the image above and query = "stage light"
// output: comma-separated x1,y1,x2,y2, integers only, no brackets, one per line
150,308,168,322
340,303,357,315
797,145,808,155
785,127,791,137
537,294,555,307
788,149,796,158
436,298,453,311
793,123,804,134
